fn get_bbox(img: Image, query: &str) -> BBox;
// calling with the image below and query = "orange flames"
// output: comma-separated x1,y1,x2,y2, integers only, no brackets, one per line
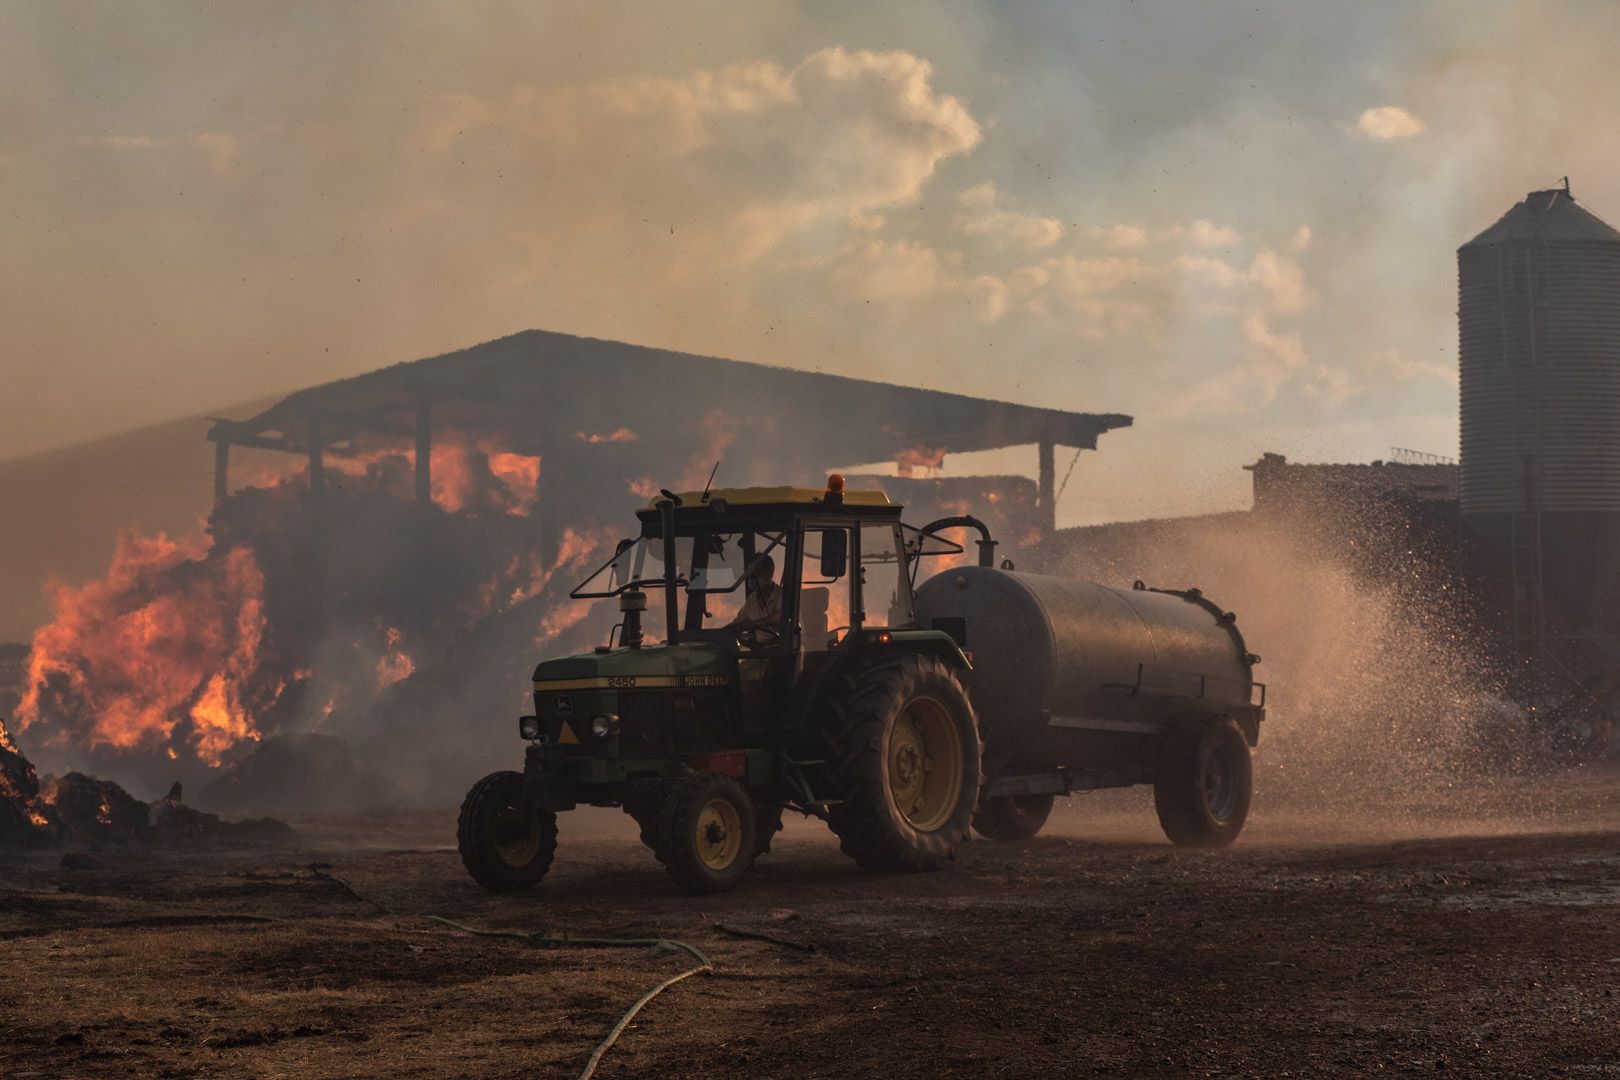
530,526,619,646
17,532,276,767
320,435,538,516
896,444,947,478
428,439,537,515
376,626,416,689
576,428,638,444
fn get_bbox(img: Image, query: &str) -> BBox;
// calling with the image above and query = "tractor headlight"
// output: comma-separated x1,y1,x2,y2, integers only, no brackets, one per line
591,714,617,738
518,715,542,741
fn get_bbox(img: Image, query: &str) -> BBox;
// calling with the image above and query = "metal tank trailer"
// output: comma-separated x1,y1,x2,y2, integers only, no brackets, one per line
916,566,1264,843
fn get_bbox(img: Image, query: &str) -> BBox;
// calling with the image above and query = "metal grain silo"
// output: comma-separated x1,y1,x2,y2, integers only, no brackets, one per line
1459,185,1620,703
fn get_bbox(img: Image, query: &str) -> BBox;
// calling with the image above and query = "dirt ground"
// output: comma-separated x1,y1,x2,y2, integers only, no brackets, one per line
4,773,1620,1079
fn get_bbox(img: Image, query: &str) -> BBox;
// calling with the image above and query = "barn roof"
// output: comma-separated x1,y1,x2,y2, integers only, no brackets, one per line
209,330,1131,462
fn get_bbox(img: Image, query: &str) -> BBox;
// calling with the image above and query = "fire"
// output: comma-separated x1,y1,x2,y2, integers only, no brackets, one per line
529,526,619,645
537,603,592,645
321,434,538,516
687,411,737,486
376,626,416,688
429,439,537,516
554,526,611,570
896,444,947,478
488,452,539,508
576,428,638,444
18,532,275,767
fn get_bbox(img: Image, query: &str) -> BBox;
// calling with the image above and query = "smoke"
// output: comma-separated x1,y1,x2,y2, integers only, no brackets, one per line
17,1,1620,525
1050,497,1591,829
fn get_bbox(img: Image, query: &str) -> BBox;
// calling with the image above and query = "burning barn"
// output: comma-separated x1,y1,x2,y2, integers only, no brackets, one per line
8,330,1130,813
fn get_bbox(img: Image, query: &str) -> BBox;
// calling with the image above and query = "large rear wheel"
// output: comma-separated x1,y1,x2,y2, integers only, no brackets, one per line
1153,717,1252,848
657,771,758,895
827,654,981,872
973,793,1055,841
457,771,557,891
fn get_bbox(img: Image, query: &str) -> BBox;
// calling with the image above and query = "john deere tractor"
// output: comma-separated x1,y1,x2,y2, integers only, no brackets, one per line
458,475,1267,895
457,476,989,895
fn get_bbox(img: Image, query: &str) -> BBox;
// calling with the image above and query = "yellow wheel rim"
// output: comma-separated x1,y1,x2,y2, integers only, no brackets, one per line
493,798,542,866
695,797,743,871
886,697,964,832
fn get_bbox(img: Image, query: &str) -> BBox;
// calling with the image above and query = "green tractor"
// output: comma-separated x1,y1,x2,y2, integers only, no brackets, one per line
457,476,990,895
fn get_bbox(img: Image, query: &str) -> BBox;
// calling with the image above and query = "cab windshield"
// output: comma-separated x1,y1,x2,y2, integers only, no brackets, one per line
571,530,787,599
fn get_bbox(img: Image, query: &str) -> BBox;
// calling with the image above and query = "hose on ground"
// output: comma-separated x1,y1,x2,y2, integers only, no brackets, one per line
426,915,713,1080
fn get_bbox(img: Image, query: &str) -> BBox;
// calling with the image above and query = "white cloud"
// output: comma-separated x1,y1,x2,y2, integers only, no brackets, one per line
417,47,983,267
75,135,158,148
190,133,240,179
1087,223,1149,251
830,238,1009,323
956,181,997,208
953,182,1064,249
1086,220,1242,249
1184,219,1241,247
1357,105,1426,140
1368,348,1457,385
73,132,240,179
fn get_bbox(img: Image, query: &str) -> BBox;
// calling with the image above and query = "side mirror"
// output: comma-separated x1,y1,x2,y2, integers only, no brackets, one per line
818,529,848,578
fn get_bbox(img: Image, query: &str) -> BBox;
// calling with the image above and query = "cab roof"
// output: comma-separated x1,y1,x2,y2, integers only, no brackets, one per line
641,484,895,513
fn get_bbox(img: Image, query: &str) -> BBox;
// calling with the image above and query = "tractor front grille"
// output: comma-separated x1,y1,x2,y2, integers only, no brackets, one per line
616,692,671,757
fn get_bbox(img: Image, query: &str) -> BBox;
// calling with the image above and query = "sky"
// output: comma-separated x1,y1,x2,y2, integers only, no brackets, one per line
5,0,1620,524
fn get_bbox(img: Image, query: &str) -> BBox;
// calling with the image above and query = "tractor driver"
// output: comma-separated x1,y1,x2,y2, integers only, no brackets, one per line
729,554,782,640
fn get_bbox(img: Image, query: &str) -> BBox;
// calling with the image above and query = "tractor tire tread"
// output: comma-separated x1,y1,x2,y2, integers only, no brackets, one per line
1153,716,1252,848
825,653,981,873
456,770,557,892
656,770,758,895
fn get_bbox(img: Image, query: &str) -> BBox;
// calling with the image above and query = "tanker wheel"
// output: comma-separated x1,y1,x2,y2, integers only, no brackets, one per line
826,653,982,872
753,800,785,858
657,771,758,895
973,793,1056,841
457,771,558,891
1153,717,1252,848
622,796,665,864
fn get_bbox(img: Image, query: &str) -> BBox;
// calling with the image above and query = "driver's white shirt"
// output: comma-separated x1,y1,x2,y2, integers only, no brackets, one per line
732,581,782,629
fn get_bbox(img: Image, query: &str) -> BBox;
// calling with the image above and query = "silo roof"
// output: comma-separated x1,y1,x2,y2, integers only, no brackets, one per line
1461,188,1620,249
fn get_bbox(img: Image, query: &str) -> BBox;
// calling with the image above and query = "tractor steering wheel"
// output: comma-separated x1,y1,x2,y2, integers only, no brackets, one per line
737,625,782,649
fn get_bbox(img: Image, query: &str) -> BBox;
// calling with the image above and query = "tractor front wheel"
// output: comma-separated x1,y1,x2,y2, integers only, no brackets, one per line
657,771,758,895
827,653,982,872
457,771,558,891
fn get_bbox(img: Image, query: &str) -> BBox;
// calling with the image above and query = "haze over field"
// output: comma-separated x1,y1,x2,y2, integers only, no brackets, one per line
5,0,1620,526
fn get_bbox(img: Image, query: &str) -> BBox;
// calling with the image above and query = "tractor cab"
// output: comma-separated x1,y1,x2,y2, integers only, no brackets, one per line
570,476,956,667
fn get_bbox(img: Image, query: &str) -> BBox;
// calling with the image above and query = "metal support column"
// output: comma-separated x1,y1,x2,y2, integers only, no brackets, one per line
537,434,560,568
1037,439,1056,535
307,415,326,512
213,439,231,507
414,390,433,507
